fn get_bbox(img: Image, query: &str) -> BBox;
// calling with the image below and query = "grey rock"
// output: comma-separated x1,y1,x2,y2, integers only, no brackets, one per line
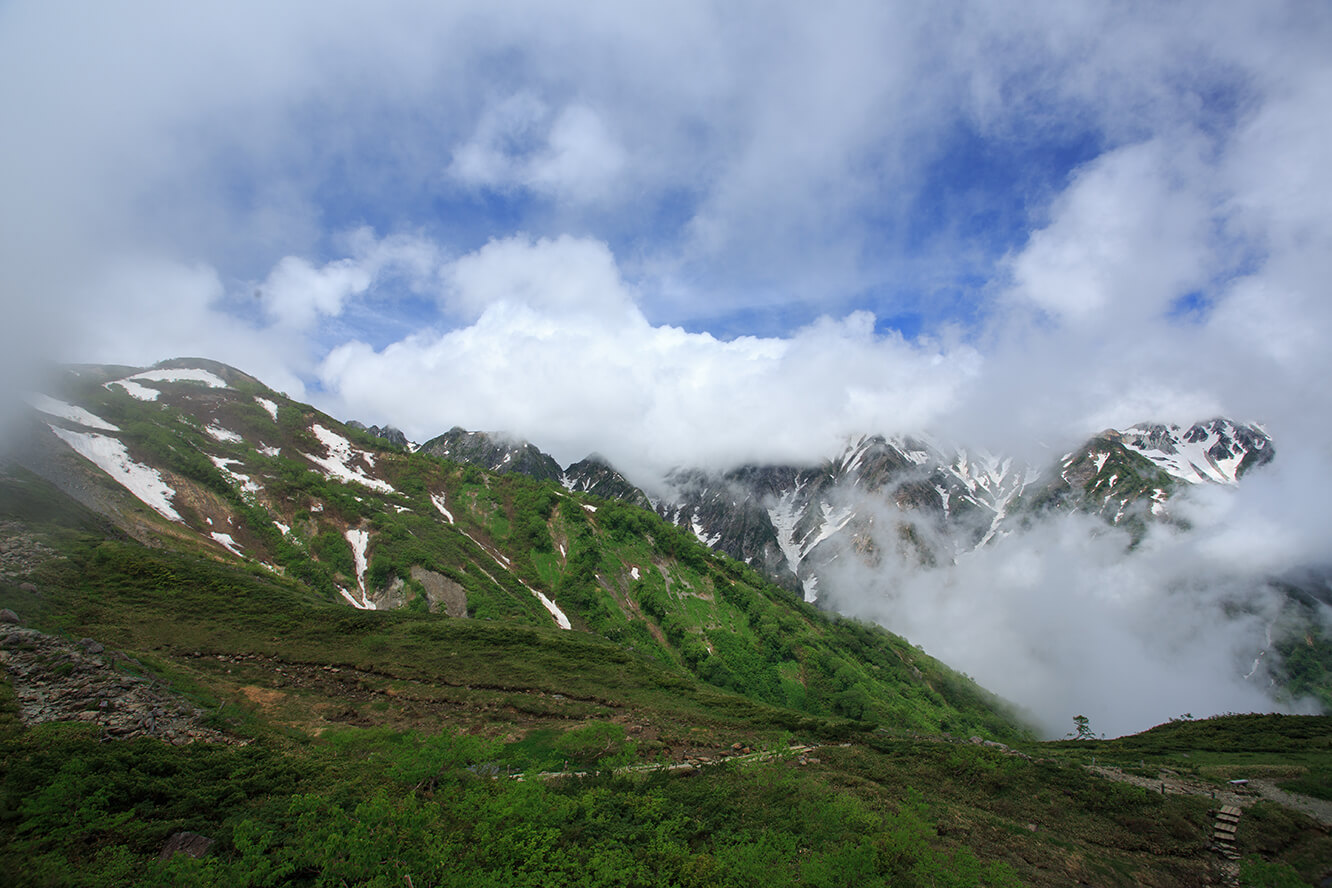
159,831,214,860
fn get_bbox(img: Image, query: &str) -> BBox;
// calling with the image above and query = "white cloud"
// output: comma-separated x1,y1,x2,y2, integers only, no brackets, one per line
1006,139,1213,327
259,229,442,328
445,234,634,320
820,499,1313,738
260,257,372,329
321,234,975,479
449,97,627,203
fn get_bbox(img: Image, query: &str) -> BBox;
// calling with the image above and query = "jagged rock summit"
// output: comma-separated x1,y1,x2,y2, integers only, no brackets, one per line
417,427,564,482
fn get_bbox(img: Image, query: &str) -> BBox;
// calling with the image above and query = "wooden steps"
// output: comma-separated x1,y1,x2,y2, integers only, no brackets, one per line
1211,805,1242,861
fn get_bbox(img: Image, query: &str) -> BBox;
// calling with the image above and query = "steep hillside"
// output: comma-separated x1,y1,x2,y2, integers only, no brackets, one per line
7,359,1024,738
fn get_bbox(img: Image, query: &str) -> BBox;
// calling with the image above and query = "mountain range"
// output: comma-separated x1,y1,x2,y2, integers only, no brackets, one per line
335,406,1276,604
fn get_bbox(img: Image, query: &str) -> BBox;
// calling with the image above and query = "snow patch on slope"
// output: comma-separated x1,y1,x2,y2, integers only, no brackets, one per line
343,528,375,609
204,425,243,444
767,485,807,570
209,456,261,495
27,394,120,431
690,512,722,547
254,397,279,420
106,367,229,401
107,379,160,401
531,588,572,630
126,368,228,388
48,426,182,521
430,493,455,523
304,424,395,493
210,532,243,557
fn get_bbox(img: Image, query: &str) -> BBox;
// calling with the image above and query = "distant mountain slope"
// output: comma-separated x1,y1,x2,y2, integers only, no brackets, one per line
654,422,1273,599
561,454,651,509
417,427,563,482
5,358,1027,739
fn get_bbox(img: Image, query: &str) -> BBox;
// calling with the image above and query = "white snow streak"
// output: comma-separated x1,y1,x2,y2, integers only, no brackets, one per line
343,528,375,609
804,502,854,553
767,486,807,570
209,456,261,494
108,379,160,401
26,394,120,431
1122,424,1246,485
689,513,722,547
337,586,372,609
430,492,455,523
254,397,279,420
304,424,396,493
48,426,182,521
531,588,572,630
204,425,243,443
125,368,228,388
210,532,243,556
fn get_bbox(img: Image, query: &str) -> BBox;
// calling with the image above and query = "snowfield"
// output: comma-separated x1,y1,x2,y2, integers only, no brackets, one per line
107,379,160,401
209,456,261,494
304,424,396,493
48,426,182,521
125,367,228,388
531,587,572,630
27,394,120,431
431,493,455,523
210,532,243,556
106,367,229,401
343,528,375,609
205,425,243,443
254,397,279,420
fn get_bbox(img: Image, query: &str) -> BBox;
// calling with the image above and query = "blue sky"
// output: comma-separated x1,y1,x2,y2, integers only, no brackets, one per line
2,0,1330,477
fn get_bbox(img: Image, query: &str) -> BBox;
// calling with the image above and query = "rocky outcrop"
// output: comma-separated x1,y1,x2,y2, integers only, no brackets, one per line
410,566,469,618
159,831,215,860
562,455,652,508
418,428,563,482
0,623,236,744
347,421,410,450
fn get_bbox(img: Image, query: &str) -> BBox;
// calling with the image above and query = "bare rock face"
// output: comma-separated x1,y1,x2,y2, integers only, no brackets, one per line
0,626,237,744
410,566,469,617
159,831,215,860
562,455,652,508
417,427,563,482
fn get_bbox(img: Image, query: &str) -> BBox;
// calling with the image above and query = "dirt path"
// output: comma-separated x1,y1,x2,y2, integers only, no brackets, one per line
1248,779,1332,827
1088,765,1332,827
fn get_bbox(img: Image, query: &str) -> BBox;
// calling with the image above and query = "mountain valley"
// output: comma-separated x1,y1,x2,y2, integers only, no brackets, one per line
0,358,1329,886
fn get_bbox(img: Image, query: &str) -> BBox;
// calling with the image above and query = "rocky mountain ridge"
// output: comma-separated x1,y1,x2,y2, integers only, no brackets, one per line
397,418,1273,601
18,358,1274,611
